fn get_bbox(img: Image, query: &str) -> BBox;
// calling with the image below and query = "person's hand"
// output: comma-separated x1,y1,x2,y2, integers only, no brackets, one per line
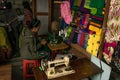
40,39,47,45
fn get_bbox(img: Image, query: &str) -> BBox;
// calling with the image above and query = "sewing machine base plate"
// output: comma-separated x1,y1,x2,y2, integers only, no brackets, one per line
46,66,75,79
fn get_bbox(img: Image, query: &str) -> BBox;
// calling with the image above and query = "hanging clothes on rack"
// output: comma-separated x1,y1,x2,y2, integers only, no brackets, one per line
60,1,72,24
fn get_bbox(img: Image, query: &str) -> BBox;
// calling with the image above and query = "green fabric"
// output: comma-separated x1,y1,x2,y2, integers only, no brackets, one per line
90,0,105,16
84,0,97,15
90,0,104,9
67,26,73,38
91,18,103,25
72,6,80,11
39,66,43,71
95,9,103,16
73,0,82,7
0,27,11,49
46,32,53,42
84,0,105,16
90,8,97,15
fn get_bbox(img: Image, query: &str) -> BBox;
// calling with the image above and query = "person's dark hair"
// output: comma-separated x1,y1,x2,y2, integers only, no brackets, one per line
5,2,12,9
28,18,41,30
16,8,22,15
22,1,32,13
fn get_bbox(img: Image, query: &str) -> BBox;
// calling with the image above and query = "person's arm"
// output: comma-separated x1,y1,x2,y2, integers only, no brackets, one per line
36,38,47,50
8,16,18,25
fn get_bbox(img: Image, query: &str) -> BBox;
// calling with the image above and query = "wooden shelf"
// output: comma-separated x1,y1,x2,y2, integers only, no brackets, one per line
98,0,111,59
70,0,111,60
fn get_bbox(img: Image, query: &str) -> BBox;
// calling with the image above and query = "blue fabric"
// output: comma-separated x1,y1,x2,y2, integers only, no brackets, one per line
60,19,68,29
71,0,74,9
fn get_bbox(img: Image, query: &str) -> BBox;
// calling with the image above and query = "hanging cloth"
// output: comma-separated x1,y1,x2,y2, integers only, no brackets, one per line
106,0,120,41
79,0,90,13
60,1,72,24
86,34,101,56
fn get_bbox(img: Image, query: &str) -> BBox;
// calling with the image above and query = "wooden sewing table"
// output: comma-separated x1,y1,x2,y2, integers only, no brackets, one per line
47,42,69,59
32,58,103,80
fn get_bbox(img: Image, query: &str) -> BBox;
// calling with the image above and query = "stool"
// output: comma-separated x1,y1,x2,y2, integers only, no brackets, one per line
23,59,40,80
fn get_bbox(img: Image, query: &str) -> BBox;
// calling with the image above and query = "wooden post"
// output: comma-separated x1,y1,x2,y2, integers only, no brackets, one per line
98,0,111,59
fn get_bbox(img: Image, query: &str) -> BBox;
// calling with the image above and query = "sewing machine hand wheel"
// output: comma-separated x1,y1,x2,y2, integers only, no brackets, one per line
41,59,48,71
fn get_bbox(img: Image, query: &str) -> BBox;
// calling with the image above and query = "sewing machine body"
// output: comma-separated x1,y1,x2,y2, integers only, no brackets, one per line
42,57,75,79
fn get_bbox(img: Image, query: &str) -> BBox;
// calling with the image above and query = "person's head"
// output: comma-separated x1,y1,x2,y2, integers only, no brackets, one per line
16,8,22,15
28,18,41,33
22,1,32,12
5,2,12,9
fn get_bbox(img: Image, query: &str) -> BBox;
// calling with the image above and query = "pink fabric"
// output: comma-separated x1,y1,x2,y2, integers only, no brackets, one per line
60,1,72,24
91,16,103,21
104,41,117,55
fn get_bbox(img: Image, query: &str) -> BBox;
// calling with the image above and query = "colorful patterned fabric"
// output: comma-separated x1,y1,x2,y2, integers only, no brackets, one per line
77,30,82,44
79,32,85,47
89,25,102,35
91,15,103,21
82,14,90,29
86,34,101,56
83,33,89,49
79,0,90,13
72,31,78,43
84,0,104,16
106,0,120,41
90,21,101,28
84,0,97,15
91,18,103,25
67,27,76,44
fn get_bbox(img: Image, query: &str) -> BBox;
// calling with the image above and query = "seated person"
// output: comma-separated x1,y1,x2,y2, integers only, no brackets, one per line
20,18,48,59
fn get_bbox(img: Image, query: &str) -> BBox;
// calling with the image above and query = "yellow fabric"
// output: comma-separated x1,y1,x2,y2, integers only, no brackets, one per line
0,27,11,48
89,25,102,35
86,34,101,56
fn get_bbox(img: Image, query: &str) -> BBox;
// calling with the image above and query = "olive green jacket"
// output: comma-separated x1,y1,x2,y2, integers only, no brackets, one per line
20,28,41,59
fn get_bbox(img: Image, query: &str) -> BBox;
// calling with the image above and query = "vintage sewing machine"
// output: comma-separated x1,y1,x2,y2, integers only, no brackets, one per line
41,56,75,79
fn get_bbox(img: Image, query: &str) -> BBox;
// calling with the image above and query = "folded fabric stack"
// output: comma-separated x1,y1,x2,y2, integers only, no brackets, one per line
61,0,105,57
86,34,101,56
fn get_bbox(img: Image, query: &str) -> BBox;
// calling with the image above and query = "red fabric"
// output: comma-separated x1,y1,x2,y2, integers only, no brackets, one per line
79,32,85,47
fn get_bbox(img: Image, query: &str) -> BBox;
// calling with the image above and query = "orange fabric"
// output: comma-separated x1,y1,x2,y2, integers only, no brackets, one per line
90,21,101,28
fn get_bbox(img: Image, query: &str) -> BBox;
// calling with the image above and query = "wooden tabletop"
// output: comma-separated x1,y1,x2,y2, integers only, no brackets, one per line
0,64,12,80
47,43,69,51
33,58,103,80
